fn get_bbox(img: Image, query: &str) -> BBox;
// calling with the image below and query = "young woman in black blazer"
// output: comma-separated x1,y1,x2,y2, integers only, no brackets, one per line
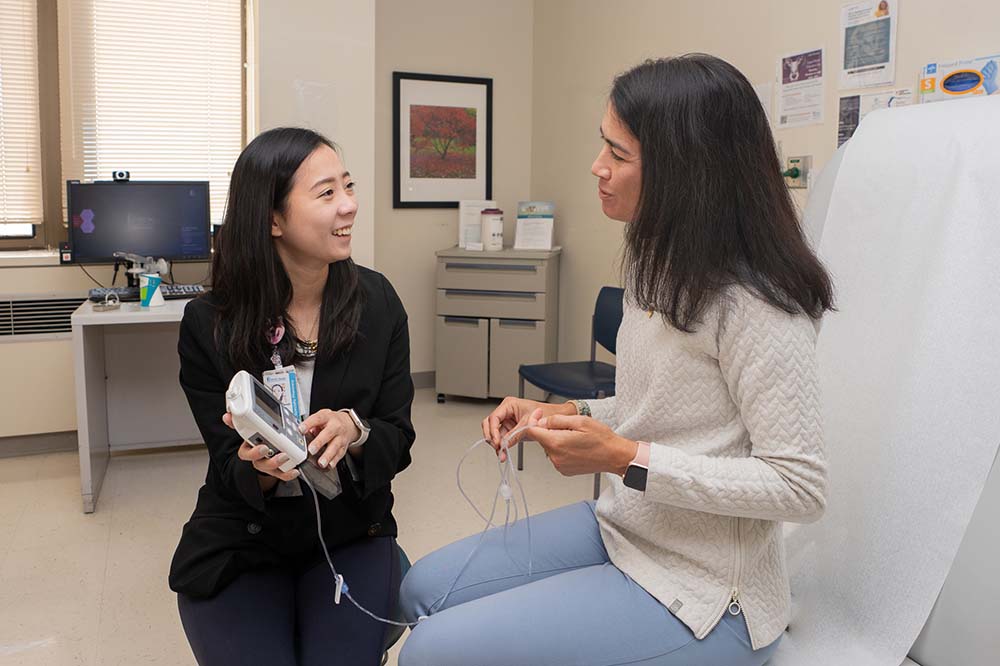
169,127,415,666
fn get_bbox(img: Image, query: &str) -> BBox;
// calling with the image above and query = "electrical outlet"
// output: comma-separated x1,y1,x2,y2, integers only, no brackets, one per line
784,155,811,189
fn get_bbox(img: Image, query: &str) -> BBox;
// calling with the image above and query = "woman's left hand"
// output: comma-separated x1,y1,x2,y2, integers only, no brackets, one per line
299,409,361,469
525,415,638,477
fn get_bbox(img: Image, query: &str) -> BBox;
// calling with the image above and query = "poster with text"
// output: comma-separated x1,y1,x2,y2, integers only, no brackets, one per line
837,88,913,146
778,49,825,128
840,0,898,89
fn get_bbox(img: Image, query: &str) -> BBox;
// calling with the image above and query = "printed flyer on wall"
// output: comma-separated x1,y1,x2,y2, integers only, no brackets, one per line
837,88,913,146
778,49,824,128
840,0,898,89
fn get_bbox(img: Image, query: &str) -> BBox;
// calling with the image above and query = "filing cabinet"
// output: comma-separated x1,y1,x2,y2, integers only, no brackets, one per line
435,247,560,402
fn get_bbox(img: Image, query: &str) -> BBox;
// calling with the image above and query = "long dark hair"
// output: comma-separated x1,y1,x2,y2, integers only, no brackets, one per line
210,127,363,371
611,55,833,331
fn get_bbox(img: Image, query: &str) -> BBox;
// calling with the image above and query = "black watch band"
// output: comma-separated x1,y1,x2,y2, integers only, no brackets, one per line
622,463,648,491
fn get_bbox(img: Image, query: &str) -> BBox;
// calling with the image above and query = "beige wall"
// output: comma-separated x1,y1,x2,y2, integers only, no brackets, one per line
375,0,534,373
257,0,376,267
532,0,1000,362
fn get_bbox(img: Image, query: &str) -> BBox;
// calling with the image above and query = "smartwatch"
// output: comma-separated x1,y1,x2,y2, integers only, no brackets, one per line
339,408,371,448
622,441,650,491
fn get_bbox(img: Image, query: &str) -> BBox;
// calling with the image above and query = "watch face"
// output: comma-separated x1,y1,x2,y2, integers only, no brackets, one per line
623,465,648,491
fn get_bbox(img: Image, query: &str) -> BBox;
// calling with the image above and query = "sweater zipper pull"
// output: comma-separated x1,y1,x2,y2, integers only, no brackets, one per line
728,588,742,616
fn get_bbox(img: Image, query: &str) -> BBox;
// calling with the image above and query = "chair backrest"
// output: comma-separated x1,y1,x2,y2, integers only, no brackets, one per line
591,286,625,359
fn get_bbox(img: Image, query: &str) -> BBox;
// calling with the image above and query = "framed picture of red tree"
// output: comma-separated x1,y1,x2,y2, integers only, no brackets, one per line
393,72,493,208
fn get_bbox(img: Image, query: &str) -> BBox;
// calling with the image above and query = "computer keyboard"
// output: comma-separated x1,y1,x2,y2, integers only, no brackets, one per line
89,286,139,302
88,284,206,302
161,283,207,299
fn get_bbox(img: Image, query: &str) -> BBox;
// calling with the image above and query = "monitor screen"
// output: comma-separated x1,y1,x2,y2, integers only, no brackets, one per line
67,181,211,263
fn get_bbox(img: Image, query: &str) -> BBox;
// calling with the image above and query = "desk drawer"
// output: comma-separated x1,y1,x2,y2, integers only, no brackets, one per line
437,289,546,320
437,259,549,292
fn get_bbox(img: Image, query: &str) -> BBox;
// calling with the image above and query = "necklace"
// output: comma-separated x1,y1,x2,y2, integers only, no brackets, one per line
296,338,318,358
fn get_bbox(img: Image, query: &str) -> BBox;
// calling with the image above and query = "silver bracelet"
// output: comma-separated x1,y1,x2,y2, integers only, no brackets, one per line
570,400,591,417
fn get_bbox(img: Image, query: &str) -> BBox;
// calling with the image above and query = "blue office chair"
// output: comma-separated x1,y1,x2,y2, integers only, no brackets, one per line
381,544,412,664
517,286,624,500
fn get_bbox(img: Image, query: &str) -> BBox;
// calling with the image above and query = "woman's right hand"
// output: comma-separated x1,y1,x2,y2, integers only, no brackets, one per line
223,413,301,484
482,398,577,462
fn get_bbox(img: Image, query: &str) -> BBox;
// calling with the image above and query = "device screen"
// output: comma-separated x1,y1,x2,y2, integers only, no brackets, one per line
252,380,284,431
67,181,210,263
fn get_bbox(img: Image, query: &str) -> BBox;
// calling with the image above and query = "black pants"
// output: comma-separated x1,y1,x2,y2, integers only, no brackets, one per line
178,536,400,666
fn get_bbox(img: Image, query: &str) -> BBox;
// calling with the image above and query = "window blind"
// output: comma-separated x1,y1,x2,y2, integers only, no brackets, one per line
0,0,44,228
60,0,242,227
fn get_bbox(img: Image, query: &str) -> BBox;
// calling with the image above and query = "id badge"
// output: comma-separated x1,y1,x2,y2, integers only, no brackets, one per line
262,366,302,421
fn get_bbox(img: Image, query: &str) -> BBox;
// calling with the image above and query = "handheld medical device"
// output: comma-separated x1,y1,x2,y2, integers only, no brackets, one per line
226,370,308,472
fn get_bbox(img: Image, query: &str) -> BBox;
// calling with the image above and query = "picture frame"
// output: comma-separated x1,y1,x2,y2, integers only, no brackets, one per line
393,72,493,208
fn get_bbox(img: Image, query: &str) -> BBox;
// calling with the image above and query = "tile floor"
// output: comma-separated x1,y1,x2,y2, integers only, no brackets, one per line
0,389,595,665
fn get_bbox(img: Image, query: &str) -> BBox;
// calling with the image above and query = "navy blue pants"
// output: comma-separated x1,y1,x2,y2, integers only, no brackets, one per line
178,536,399,666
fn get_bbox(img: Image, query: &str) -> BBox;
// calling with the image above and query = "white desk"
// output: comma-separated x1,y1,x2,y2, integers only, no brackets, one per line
72,299,202,513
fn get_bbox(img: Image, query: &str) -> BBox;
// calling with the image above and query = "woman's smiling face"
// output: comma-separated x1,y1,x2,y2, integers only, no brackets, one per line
271,144,358,267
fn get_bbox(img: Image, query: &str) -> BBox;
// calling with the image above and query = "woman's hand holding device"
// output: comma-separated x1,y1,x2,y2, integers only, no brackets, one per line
224,370,309,490
222,412,302,487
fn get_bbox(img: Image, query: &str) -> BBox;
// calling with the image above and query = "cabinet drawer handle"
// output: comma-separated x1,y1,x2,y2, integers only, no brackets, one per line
443,316,482,325
444,289,537,299
445,263,537,272
498,319,538,328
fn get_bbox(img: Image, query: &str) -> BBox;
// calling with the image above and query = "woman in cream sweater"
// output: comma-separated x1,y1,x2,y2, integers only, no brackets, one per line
399,54,833,666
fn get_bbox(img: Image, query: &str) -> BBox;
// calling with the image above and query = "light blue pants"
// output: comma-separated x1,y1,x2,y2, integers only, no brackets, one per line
399,501,781,666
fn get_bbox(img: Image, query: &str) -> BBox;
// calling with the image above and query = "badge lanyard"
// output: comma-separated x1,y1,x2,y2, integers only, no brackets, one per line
263,319,303,421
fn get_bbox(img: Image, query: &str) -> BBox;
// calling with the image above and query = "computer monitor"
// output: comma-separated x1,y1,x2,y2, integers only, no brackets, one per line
67,180,211,264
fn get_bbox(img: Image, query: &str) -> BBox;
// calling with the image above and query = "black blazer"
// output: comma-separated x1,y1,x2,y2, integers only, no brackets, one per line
168,267,415,598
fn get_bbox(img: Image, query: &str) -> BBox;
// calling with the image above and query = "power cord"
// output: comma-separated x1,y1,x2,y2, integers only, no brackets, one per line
78,265,106,288
300,473,418,628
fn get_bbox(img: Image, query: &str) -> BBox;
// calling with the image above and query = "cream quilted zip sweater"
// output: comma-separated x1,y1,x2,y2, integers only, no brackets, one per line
588,286,826,650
